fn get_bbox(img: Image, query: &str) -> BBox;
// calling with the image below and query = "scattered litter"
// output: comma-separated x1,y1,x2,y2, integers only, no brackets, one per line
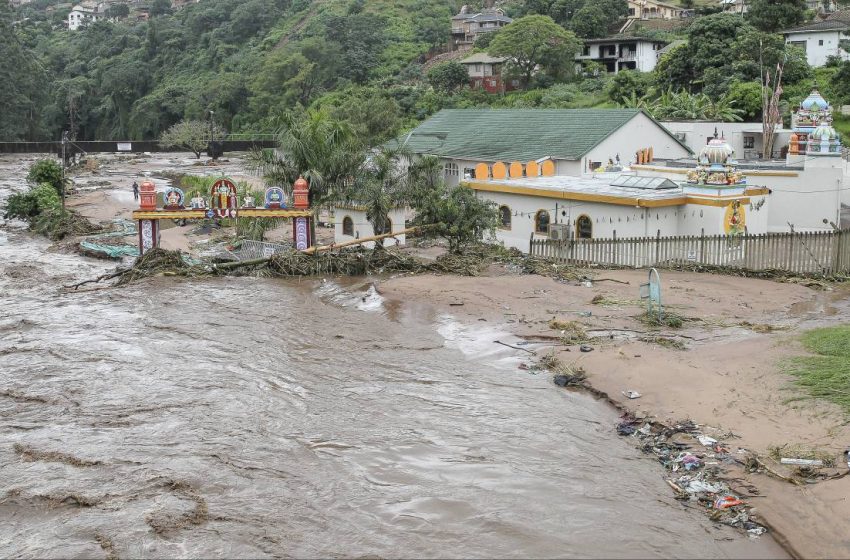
576,311,592,317
698,435,718,447
614,414,767,537
846,448,850,470
621,390,642,399
714,496,744,509
780,458,823,467
518,363,529,370
449,302,464,306
583,281,593,288
579,345,593,353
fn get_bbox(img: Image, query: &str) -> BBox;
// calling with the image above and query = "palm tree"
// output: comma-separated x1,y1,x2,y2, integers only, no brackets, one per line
247,108,364,206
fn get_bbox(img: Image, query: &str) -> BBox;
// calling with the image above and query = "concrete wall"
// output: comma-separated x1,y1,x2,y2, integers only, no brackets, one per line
785,30,850,67
333,207,407,249
632,162,843,232
586,112,692,171
474,189,684,251
660,122,792,160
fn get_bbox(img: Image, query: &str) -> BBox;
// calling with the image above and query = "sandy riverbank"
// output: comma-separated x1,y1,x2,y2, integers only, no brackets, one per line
380,268,850,559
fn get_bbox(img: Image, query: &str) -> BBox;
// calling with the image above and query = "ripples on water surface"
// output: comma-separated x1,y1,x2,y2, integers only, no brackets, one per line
0,160,784,559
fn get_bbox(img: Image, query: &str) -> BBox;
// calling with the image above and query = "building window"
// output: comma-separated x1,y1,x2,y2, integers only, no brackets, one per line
499,205,511,229
629,7,635,15
444,162,459,177
819,39,824,46
342,216,353,236
383,217,392,235
576,215,593,239
743,136,755,149
535,210,550,235
463,167,476,179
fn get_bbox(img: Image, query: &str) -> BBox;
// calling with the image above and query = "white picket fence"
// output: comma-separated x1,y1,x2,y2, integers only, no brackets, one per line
530,229,850,276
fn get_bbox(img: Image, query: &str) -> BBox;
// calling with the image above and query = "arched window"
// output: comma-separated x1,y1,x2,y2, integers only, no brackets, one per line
535,210,550,235
499,205,511,229
444,162,459,178
576,215,593,239
342,216,354,236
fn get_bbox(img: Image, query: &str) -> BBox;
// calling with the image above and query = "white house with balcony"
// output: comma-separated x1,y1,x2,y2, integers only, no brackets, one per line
783,19,850,67
68,1,104,30
450,7,512,50
576,37,667,73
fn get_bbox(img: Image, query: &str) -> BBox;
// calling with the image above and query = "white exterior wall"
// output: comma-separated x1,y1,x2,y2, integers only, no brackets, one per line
785,30,850,67
584,112,691,171
632,164,842,232
575,41,663,73
333,208,407,249
440,157,583,187
660,122,792,160
474,190,683,252
634,41,661,72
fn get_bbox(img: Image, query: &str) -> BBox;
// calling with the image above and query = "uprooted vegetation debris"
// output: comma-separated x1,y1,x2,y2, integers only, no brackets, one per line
638,310,686,329
69,244,593,289
548,319,589,343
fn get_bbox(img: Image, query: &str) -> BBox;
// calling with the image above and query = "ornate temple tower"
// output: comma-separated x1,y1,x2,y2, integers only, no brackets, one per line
787,89,842,164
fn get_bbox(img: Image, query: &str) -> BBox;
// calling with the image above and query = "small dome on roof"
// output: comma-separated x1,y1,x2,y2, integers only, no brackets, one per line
699,137,734,165
801,90,830,111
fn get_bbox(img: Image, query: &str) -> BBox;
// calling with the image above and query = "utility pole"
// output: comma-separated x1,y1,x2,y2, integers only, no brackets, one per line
61,130,68,212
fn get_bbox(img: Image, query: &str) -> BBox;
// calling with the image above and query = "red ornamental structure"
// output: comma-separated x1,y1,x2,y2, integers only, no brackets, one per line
131,176,313,255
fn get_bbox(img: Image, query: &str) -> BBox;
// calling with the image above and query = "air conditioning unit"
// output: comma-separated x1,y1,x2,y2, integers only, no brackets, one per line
674,132,686,141
549,224,570,241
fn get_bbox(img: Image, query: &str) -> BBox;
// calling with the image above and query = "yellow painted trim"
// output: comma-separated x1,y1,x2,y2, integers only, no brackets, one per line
685,197,750,207
131,209,312,220
466,181,687,207
631,164,799,178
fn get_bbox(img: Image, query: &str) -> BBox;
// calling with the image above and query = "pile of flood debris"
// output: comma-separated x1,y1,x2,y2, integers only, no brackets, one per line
616,415,769,537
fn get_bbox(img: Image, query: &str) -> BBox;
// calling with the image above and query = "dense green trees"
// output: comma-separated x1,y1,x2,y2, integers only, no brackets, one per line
746,0,807,33
427,62,470,93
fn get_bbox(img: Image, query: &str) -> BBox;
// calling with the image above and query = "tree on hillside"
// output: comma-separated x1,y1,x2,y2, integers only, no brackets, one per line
159,120,225,159
105,3,130,19
746,0,807,33
149,0,172,17
570,4,608,39
427,62,470,93
487,15,583,87
831,61,850,104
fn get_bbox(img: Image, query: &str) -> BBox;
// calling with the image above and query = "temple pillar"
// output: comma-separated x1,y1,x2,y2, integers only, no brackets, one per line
138,219,159,255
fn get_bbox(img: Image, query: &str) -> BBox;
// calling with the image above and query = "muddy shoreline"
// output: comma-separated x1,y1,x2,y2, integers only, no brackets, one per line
379,270,850,559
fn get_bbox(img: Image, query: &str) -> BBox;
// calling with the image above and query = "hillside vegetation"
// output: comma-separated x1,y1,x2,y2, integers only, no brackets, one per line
2,0,850,145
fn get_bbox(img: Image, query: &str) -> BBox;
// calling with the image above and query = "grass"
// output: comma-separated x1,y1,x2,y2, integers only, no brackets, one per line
785,325,850,414
767,443,836,468
638,310,685,329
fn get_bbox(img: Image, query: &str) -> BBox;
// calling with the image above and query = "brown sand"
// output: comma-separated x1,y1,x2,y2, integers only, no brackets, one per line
381,268,850,559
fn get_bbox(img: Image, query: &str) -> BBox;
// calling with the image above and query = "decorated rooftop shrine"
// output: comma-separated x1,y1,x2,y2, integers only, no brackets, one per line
131,176,314,255
789,89,843,157
685,133,746,187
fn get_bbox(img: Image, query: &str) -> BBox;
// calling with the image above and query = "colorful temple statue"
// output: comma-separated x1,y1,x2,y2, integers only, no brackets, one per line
189,191,206,209
242,194,256,209
163,187,185,210
790,90,840,155
210,178,238,209
264,187,286,209
686,134,745,186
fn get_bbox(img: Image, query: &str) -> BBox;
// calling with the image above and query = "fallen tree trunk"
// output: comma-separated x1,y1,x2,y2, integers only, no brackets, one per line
302,226,426,255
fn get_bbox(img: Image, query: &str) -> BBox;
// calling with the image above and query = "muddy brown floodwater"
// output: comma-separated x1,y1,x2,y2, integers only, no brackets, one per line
0,159,788,559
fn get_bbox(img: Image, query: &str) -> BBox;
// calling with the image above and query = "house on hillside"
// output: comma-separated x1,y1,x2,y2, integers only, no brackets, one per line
783,20,850,67
68,1,104,30
627,0,684,19
397,108,692,187
450,7,512,51
575,36,667,73
459,53,519,93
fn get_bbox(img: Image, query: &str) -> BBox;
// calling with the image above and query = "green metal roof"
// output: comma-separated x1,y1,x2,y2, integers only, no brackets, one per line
396,108,688,162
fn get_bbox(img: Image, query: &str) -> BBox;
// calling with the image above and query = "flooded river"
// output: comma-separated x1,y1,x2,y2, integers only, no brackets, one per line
0,156,786,558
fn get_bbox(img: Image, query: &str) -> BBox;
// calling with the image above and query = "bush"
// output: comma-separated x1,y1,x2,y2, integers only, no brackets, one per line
4,192,40,220
26,159,63,196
